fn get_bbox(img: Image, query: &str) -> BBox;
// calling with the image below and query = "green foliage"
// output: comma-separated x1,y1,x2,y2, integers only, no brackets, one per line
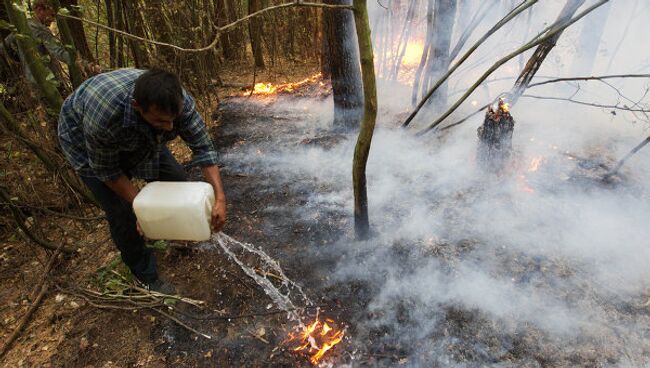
94,254,134,293
147,239,168,251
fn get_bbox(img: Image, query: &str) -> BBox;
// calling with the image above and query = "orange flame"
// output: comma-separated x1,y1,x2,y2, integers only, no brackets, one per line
498,98,510,114
242,73,323,96
285,314,345,365
528,157,542,172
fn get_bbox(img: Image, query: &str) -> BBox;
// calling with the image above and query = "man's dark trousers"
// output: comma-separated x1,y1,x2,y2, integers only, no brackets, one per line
81,147,187,283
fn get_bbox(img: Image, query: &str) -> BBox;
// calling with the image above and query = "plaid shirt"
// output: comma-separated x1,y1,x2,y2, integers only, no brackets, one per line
58,68,219,181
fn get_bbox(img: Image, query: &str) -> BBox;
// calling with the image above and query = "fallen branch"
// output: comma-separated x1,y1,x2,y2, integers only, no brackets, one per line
0,245,63,359
59,1,352,54
603,135,650,179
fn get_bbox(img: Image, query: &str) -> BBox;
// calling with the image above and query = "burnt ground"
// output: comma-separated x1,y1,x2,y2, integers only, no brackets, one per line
2,92,650,368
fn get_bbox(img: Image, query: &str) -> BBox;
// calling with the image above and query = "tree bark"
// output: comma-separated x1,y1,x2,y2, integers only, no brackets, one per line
248,0,265,68
510,0,586,104
60,0,94,62
324,0,363,131
570,1,610,76
422,0,456,109
352,0,377,240
51,0,84,88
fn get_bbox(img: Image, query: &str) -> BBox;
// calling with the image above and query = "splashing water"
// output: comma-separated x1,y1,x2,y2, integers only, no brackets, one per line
202,232,312,320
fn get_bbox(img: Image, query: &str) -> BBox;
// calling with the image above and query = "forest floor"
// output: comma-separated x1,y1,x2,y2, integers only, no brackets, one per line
2,64,650,368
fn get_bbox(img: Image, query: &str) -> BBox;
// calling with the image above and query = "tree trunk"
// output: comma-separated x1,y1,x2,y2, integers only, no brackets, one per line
60,0,94,62
422,0,456,109
570,1,610,76
121,0,147,68
510,0,586,104
103,0,116,68
352,0,377,240
324,0,363,131
248,0,265,68
411,0,433,106
51,0,84,88
4,0,63,113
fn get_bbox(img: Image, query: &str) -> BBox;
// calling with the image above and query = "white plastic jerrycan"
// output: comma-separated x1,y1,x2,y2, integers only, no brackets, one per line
133,181,215,241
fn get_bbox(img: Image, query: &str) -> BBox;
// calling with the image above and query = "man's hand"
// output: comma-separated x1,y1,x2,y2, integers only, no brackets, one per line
211,199,226,232
202,165,227,233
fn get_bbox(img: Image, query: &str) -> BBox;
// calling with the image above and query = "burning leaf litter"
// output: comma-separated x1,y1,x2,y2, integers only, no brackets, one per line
241,73,327,97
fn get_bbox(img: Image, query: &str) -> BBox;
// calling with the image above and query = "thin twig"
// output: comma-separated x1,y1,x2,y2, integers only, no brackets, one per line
521,94,650,113
527,74,650,88
151,307,212,340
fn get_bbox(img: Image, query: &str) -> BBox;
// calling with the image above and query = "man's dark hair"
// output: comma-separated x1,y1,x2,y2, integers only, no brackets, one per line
133,69,183,115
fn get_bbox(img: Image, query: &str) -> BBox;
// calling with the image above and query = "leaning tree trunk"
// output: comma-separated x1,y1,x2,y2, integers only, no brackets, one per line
248,0,265,68
352,0,377,240
4,0,62,113
323,0,363,131
510,0,586,105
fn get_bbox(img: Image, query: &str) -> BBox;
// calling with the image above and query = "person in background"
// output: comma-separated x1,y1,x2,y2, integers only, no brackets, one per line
58,68,227,293
1,0,100,83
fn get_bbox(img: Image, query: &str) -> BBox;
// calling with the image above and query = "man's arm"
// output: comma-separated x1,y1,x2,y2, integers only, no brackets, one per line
202,165,226,232
176,92,227,232
105,174,139,203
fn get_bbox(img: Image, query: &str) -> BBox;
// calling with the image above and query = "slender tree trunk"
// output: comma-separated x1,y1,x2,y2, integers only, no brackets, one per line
248,0,265,68
411,0,433,106
121,0,147,67
352,0,377,240
570,1,610,76
423,0,456,109
103,0,116,68
323,0,364,131
51,0,84,88
510,0,586,104
60,0,94,62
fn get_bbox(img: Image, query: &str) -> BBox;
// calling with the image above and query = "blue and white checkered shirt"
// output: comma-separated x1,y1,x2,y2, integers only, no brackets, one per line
58,68,219,181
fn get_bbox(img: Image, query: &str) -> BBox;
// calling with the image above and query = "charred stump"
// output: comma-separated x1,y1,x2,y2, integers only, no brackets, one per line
477,99,514,171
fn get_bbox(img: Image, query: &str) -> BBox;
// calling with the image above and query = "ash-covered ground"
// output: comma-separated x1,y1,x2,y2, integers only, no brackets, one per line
208,91,650,367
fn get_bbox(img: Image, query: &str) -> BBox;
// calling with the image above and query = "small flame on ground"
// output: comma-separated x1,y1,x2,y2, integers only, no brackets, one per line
242,73,323,96
285,314,345,365
528,157,543,172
